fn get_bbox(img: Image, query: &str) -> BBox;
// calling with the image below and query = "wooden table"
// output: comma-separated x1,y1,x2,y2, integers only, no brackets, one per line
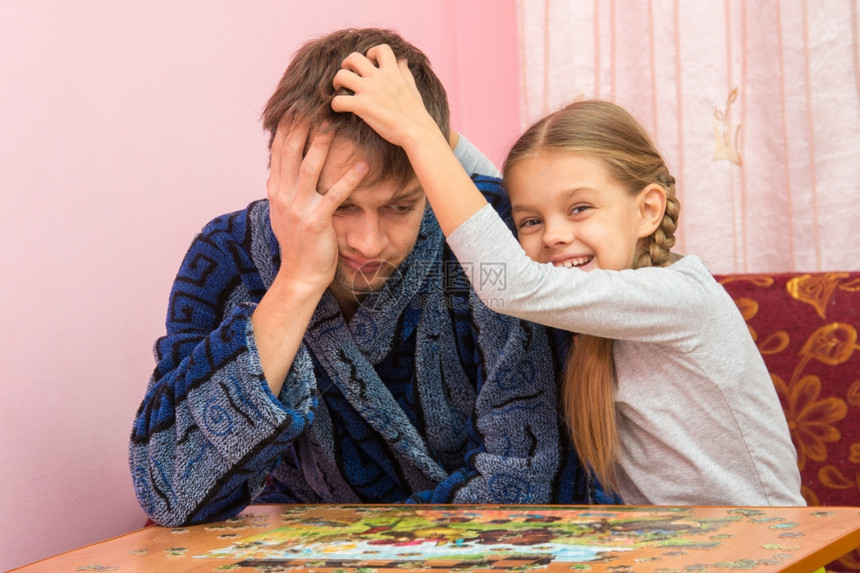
11,504,860,572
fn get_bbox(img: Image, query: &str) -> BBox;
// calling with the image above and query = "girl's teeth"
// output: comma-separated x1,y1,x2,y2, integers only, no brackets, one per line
557,257,591,268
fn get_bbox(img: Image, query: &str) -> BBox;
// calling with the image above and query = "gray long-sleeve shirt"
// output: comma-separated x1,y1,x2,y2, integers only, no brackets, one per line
448,205,804,506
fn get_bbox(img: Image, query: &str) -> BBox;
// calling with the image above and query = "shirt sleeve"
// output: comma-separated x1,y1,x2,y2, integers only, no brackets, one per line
128,217,317,526
447,204,721,346
453,133,501,177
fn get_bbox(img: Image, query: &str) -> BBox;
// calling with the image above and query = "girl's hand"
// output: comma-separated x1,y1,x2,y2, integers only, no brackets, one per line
333,44,487,238
267,119,367,290
332,44,440,149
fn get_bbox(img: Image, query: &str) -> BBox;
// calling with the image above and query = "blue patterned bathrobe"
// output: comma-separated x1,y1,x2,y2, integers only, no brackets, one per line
129,177,593,526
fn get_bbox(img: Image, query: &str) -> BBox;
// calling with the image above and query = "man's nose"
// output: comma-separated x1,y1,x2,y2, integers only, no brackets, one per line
346,213,387,258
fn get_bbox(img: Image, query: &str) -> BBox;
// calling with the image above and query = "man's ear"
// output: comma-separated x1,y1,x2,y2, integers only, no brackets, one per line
637,184,667,238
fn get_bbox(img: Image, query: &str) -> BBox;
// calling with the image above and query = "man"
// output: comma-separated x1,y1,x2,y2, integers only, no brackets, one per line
129,27,592,527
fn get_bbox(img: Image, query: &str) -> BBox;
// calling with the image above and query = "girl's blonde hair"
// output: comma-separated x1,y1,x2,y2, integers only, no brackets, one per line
502,100,681,492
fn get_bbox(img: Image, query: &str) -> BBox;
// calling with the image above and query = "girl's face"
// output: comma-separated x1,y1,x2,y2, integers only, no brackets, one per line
507,151,655,271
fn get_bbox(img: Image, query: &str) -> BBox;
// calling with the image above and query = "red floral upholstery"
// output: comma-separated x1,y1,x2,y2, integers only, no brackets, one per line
717,271,860,571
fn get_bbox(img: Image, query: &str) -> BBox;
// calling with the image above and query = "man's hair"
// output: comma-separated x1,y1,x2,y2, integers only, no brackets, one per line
262,28,450,187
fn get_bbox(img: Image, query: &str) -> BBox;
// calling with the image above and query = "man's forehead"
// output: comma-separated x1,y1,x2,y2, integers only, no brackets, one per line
324,135,421,199
345,177,424,203
321,135,369,173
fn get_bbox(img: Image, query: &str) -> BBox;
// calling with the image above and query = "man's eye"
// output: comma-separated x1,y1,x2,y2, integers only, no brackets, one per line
389,204,415,214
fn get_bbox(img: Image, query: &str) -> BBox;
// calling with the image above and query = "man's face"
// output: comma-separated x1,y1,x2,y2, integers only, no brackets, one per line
321,137,426,308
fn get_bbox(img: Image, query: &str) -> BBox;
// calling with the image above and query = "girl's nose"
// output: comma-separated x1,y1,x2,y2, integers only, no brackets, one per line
542,219,573,247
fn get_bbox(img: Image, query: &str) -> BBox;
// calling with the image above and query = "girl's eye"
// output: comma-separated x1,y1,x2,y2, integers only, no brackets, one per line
569,205,591,215
517,218,541,229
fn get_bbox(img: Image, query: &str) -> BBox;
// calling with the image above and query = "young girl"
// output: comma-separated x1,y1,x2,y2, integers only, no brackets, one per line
332,45,804,506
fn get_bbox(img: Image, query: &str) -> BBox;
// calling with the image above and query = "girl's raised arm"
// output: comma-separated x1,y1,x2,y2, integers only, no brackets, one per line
332,44,489,236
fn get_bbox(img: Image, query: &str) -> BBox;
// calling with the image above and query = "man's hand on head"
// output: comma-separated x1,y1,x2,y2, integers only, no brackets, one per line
267,119,368,290
251,119,369,394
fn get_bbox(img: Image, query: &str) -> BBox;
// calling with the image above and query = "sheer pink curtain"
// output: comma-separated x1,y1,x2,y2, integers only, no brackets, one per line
516,0,860,273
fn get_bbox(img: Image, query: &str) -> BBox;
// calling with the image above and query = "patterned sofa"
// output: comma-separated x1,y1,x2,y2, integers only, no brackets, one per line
716,271,860,571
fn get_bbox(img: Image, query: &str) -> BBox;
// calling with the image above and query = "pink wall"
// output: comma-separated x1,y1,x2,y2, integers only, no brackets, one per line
0,2,519,569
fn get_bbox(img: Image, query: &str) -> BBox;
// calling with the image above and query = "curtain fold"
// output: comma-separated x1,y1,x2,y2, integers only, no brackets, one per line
517,0,860,273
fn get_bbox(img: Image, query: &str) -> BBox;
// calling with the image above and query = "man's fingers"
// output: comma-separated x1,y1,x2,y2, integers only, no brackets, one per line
298,126,334,195
318,161,368,216
271,120,308,185
269,118,288,177
269,119,305,199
